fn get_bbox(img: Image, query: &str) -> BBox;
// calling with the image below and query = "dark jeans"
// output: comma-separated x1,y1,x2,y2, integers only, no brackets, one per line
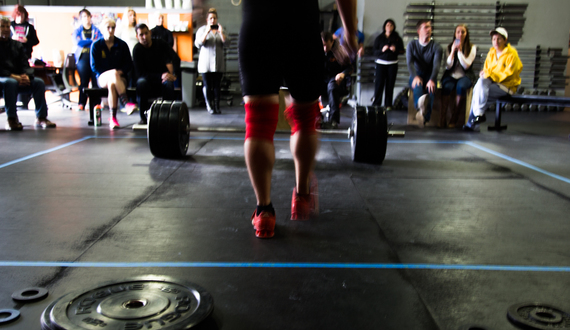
0,76,48,119
373,63,398,107
324,77,348,123
77,53,97,107
409,71,435,122
136,77,176,122
202,72,223,108
441,75,472,96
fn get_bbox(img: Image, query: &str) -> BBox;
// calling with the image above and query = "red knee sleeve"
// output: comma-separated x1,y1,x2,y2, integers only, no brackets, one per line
245,103,279,142
284,102,320,135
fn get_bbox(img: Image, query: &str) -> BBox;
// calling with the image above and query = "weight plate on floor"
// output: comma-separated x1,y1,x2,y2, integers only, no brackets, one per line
148,100,190,159
507,302,570,330
12,286,48,302
0,309,20,324
351,106,368,163
41,275,213,330
367,106,388,165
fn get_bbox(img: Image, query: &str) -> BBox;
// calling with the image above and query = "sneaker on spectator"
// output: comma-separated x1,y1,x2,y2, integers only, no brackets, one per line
76,104,84,111
416,94,428,128
35,118,56,128
109,117,120,129
6,117,23,131
123,103,138,115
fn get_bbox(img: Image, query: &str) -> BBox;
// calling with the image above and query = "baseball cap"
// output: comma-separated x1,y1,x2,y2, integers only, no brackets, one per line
490,27,508,40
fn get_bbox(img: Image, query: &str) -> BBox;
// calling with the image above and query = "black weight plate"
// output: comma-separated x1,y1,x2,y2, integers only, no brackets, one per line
147,100,164,157
44,275,213,330
369,106,388,165
168,101,190,158
12,286,48,302
0,309,20,325
507,302,570,330
351,106,368,162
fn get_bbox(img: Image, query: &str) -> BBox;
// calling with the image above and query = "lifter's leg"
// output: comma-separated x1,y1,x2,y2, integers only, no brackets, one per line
286,100,320,220
244,95,279,238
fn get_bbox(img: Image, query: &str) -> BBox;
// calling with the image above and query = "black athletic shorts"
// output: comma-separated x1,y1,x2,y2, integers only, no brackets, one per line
239,0,324,102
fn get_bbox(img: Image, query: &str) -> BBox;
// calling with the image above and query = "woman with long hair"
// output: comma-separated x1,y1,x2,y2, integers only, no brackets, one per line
441,24,477,128
372,19,404,109
195,8,226,114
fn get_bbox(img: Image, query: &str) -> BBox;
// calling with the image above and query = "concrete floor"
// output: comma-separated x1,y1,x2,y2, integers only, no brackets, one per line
0,100,569,329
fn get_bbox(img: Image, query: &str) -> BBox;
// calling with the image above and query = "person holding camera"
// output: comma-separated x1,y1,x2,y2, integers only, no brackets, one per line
440,24,477,128
372,19,404,110
195,8,226,114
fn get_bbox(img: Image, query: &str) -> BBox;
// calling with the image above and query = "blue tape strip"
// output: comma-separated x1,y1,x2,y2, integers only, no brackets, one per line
0,136,94,169
1,137,568,185
1,261,570,272
466,142,570,184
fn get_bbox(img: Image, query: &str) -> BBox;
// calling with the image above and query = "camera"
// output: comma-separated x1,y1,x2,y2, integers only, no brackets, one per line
210,24,219,30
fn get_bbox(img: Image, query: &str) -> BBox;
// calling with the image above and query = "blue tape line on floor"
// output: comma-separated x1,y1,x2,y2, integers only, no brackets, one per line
0,136,93,169
1,261,570,272
1,137,568,185
466,142,570,184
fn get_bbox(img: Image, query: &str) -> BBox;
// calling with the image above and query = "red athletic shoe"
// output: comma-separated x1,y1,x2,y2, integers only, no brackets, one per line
251,211,275,238
291,174,319,220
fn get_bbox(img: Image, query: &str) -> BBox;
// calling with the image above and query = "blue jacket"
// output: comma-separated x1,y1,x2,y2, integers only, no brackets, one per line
90,37,132,79
73,25,103,64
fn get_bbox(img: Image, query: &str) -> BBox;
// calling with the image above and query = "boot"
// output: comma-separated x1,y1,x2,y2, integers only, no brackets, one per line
214,97,221,114
449,95,464,128
439,95,450,128
203,87,213,114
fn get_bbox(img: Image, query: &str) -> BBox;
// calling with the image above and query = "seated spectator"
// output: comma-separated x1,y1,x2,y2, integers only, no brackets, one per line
150,13,174,48
90,17,133,129
463,27,522,132
334,19,364,57
441,24,477,128
321,31,352,128
133,23,176,125
73,8,103,111
406,19,443,128
0,16,56,131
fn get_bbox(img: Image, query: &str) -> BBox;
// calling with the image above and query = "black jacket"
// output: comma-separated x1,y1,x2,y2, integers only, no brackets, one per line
373,32,404,62
0,38,34,78
10,21,39,59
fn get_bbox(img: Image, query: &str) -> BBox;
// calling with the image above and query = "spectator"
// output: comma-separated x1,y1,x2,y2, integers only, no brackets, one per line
406,19,443,128
334,18,364,57
321,31,352,128
195,8,226,114
441,24,477,128
133,23,176,125
372,18,404,110
238,0,357,238
150,13,174,48
463,27,522,132
0,16,56,130
90,17,133,129
117,7,138,55
73,8,103,111
10,5,39,60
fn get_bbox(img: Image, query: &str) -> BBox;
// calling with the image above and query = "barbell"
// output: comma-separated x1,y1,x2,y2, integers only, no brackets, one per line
146,100,401,164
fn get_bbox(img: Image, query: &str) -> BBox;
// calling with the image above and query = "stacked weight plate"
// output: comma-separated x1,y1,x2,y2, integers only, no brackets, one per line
351,106,388,164
148,100,190,159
